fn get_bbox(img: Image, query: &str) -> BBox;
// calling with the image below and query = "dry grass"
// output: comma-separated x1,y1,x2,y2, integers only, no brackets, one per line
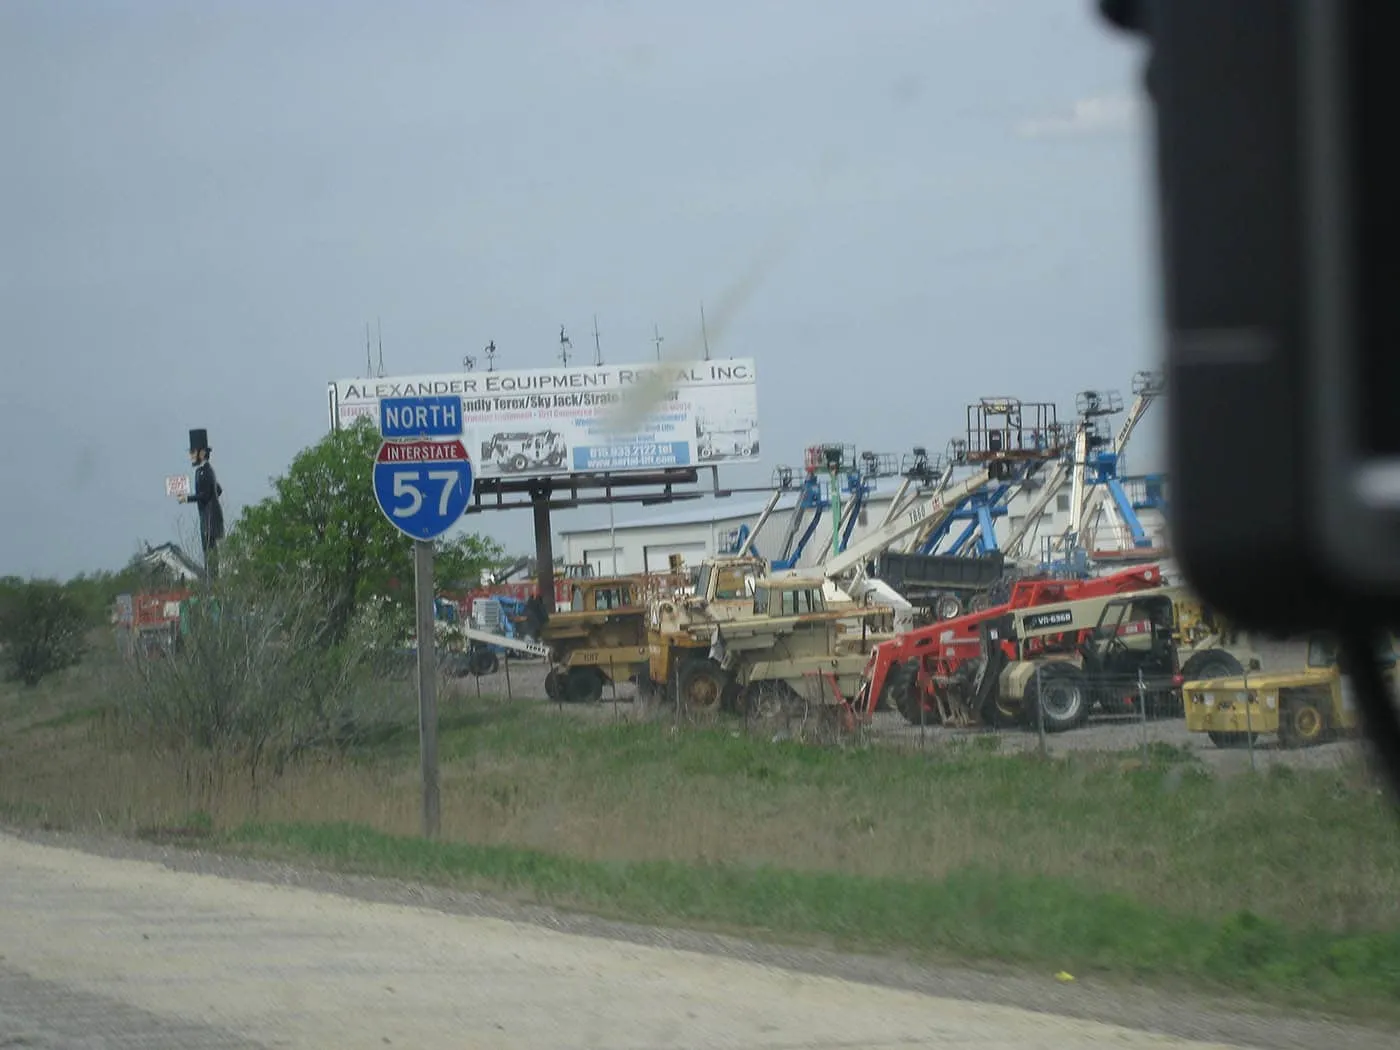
8,655,1400,1011
5,659,1400,936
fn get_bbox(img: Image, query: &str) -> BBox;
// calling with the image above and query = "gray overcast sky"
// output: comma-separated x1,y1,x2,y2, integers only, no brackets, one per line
0,0,1155,579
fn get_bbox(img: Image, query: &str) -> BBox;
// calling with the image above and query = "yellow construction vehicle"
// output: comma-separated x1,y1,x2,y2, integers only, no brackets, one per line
1182,634,1395,748
539,575,654,704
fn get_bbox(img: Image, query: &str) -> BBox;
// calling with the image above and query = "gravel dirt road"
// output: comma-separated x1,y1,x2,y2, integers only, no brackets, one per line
1,830,1392,1050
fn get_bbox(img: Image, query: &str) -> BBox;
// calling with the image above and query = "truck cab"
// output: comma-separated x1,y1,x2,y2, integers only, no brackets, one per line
646,555,767,688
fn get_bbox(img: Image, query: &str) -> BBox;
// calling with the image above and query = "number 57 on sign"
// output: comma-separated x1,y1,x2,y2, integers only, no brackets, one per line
371,439,475,541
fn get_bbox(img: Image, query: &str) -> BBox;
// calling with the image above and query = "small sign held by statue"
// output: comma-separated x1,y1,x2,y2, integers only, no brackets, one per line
164,474,190,498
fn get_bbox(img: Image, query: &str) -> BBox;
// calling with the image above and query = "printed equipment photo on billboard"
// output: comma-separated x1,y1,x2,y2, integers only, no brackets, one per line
328,358,760,480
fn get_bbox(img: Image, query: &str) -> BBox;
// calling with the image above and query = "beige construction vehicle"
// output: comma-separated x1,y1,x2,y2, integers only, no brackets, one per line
537,575,653,704
650,572,892,718
644,553,769,692
1182,633,1392,749
958,587,1256,733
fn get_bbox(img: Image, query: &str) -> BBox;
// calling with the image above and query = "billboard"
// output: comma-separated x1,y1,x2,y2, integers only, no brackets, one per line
328,358,759,480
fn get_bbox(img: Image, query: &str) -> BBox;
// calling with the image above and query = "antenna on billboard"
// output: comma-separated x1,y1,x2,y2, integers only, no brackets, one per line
652,324,664,362
484,340,497,372
365,322,373,378
376,317,386,377
558,325,572,366
592,314,603,366
700,303,711,361
462,353,476,372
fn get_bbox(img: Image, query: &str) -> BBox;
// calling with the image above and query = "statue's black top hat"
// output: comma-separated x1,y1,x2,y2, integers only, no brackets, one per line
189,428,211,453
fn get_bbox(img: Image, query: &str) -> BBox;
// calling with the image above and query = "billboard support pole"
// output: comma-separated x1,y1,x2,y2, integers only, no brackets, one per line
532,485,557,612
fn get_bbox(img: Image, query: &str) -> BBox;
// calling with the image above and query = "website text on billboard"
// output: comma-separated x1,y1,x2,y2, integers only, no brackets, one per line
328,359,759,481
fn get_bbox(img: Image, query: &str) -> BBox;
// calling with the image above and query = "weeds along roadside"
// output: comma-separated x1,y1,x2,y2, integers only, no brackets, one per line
3,595,1400,1017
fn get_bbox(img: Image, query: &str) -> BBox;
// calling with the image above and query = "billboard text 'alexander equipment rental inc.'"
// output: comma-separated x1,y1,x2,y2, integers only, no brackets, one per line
328,359,760,480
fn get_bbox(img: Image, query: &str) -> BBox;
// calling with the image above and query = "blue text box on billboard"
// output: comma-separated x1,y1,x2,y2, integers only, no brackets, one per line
379,396,463,439
572,442,691,472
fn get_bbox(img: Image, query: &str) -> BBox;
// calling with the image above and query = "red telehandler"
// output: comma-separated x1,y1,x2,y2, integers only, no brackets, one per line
856,564,1165,725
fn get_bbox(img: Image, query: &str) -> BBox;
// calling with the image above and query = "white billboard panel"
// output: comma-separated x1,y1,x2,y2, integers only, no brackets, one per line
328,358,759,480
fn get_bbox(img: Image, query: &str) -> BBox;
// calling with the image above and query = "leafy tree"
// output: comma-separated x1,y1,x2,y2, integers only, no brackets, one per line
0,579,89,686
224,418,502,641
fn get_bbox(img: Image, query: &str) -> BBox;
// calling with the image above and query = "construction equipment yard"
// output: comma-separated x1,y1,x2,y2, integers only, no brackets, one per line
451,635,1362,775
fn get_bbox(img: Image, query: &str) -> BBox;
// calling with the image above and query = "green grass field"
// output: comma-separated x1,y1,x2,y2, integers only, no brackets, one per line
3,657,1400,1017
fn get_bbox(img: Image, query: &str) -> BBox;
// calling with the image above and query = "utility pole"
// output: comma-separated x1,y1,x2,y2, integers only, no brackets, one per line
592,314,603,366
652,324,664,362
559,325,572,366
700,303,712,361
484,340,497,372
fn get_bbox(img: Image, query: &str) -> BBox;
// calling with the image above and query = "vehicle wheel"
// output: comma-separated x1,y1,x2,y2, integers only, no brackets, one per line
738,444,753,457
935,593,963,620
678,659,730,716
1180,649,1244,681
875,661,914,715
565,667,604,704
1026,664,1088,733
895,689,936,726
1278,691,1328,749
508,453,529,472
544,669,562,700
1208,730,1258,749
468,648,499,676
546,452,564,467
698,445,714,460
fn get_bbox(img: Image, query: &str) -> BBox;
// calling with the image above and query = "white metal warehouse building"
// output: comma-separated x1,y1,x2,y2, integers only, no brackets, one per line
558,479,1168,577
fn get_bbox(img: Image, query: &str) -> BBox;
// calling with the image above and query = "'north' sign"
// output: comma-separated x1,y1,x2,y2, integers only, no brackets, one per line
379,396,463,439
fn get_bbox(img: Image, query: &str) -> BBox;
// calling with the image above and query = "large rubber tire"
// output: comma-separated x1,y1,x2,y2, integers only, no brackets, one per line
1180,649,1245,682
879,662,921,722
1026,664,1089,733
565,667,605,704
1278,691,1329,749
468,648,499,676
935,593,963,620
544,669,562,701
895,687,935,727
678,659,732,715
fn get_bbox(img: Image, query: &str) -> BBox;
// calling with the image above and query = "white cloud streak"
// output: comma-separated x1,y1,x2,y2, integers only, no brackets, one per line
1016,92,1142,139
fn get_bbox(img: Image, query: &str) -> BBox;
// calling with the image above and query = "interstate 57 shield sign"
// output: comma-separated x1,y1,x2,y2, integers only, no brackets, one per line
371,438,474,541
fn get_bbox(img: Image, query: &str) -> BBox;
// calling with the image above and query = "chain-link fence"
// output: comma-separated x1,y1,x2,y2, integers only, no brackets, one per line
442,654,1322,766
